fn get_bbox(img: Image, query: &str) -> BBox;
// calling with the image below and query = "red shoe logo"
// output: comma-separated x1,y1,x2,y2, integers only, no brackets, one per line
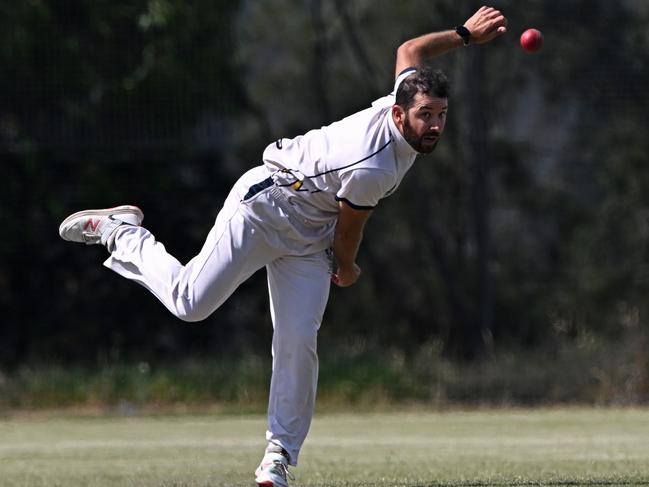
84,218,100,231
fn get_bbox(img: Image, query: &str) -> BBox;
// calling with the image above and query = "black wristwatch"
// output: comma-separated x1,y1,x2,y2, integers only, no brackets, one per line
455,25,471,46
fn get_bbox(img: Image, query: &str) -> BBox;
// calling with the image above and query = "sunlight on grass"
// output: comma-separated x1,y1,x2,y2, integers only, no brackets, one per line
1,409,649,486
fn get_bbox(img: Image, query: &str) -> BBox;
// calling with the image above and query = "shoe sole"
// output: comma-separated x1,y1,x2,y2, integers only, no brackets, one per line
255,471,285,487
59,205,144,237
255,475,287,487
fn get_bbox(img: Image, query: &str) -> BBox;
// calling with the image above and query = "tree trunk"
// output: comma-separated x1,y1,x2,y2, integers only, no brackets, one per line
458,0,494,359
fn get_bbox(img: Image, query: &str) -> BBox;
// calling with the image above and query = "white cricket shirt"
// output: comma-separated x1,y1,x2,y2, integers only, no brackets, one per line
262,68,419,225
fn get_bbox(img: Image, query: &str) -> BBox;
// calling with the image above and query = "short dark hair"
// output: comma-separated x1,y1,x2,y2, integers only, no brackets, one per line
395,66,450,109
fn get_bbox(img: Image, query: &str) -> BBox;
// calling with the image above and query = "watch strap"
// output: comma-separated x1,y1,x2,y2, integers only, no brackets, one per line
455,25,471,46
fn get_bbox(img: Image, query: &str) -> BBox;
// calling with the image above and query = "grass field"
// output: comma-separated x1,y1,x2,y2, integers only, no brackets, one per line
1,408,649,486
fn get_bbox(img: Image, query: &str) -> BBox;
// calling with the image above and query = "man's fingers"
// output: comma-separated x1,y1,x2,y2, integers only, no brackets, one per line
332,278,349,288
469,7,507,43
331,273,347,287
493,14,507,26
331,269,359,287
485,9,502,20
490,24,508,38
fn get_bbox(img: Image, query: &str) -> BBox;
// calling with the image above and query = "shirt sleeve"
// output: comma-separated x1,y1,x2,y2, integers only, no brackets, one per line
335,168,396,210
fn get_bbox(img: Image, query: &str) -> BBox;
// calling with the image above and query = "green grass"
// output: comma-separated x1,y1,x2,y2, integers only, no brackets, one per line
1,408,649,486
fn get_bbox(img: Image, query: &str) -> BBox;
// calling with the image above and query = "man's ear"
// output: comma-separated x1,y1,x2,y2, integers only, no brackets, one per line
392,104,406,129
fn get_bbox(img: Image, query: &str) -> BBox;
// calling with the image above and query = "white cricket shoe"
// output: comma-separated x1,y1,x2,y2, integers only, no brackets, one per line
59,205,144,247
255,452,294,487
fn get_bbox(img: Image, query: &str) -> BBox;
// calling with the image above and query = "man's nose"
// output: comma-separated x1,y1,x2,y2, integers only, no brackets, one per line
429,119,441,131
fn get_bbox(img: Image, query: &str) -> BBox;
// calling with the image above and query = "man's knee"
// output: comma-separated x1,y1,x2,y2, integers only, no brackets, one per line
175,310,208,323
172,300,213,323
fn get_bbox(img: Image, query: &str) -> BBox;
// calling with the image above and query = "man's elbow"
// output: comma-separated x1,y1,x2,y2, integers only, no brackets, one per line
396,40,419,65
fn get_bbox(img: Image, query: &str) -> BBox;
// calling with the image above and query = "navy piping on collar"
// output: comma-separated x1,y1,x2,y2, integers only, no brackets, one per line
397,67,417,78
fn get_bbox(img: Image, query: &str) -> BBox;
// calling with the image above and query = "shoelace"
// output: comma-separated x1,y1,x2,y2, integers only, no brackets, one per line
82,231,101,243
270,460,295,481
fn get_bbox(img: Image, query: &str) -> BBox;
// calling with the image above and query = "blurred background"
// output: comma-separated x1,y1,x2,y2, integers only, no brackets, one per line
2,0,649,410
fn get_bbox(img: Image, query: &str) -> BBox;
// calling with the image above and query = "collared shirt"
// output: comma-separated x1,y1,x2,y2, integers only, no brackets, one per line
262,68,418,224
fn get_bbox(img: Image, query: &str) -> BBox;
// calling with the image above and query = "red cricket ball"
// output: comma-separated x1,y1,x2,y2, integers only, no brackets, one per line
520,28,543,53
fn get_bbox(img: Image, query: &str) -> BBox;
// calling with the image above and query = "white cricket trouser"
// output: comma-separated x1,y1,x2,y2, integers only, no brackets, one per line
104,165,335,465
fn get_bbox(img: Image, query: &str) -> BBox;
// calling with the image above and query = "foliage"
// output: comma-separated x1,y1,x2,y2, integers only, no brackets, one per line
3,333,649,411
0,0,240,149
1,0,649,366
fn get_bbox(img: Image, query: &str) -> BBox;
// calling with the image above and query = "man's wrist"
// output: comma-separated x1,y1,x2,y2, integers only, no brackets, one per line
336,262,355,273
454,25,471,46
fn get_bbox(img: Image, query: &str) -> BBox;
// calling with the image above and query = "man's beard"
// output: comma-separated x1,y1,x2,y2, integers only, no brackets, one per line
403,117,440,154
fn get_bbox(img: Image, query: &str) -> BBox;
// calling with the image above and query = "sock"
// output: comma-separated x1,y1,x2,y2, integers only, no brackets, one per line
265,443,291,463
103,221,131,251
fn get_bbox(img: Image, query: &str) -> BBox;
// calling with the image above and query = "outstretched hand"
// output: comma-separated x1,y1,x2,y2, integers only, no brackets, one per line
464,6,508,44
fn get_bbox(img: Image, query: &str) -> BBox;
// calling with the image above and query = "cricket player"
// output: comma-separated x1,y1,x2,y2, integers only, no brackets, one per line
59,6,506,486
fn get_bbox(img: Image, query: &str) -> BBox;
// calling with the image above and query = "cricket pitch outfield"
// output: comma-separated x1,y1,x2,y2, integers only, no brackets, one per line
1,408,649,486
